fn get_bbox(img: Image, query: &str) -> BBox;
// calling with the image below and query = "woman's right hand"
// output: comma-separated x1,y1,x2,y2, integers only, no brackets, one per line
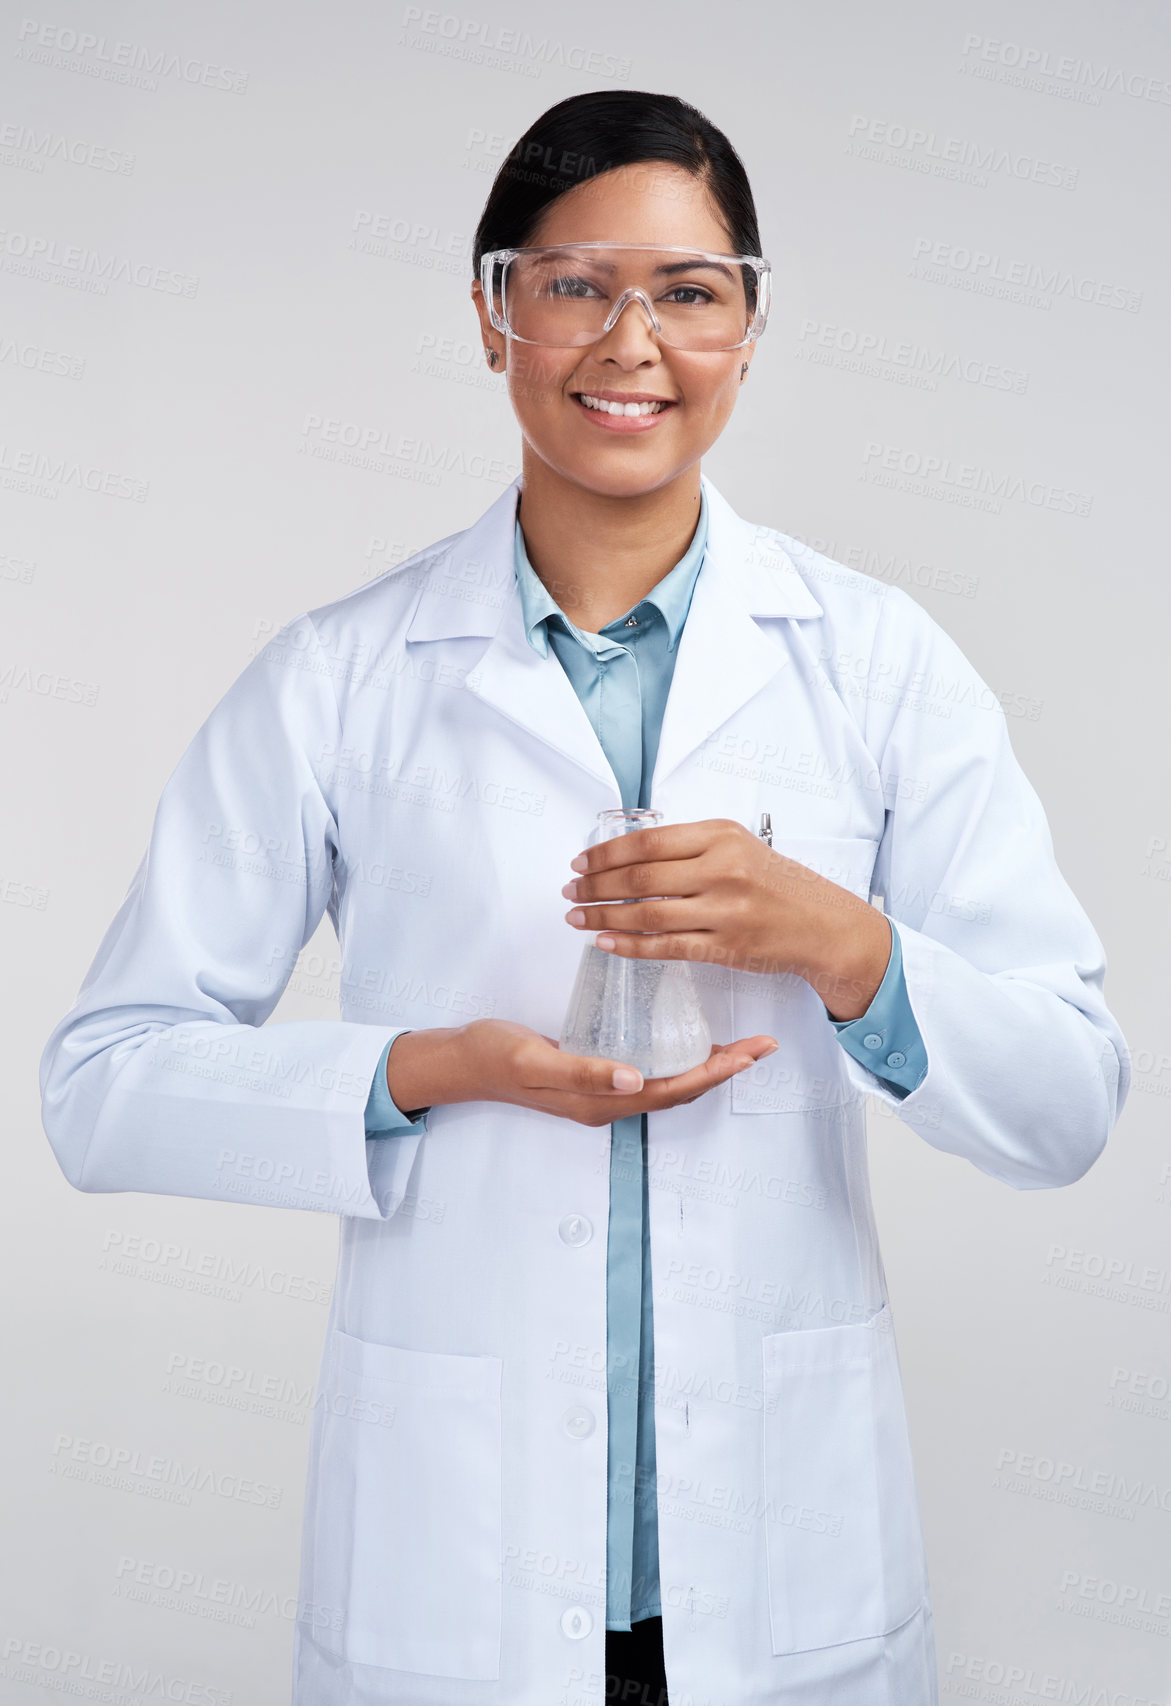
385,1019,779,1128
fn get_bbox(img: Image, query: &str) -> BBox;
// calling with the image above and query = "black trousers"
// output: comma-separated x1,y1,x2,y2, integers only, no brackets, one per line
605,1615,669,1705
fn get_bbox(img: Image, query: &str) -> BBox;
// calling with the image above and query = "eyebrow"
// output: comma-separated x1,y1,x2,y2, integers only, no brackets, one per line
542,254,738,283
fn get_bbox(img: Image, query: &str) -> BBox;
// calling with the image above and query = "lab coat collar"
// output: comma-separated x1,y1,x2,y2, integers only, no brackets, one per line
405,472,823,794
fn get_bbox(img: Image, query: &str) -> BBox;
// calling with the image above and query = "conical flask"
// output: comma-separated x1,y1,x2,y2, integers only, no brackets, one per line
559,808,712,1078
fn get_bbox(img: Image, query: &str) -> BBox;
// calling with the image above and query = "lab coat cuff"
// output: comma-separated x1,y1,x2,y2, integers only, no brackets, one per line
836,917,1123,1185
329,1022,428,1220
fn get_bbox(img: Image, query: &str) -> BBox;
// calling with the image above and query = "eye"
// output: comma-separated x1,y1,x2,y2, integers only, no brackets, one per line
545,272,603,300
662,285,715,307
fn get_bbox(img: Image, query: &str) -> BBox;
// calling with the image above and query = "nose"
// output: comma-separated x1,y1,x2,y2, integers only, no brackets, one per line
601,287,662,338
590,288,664,362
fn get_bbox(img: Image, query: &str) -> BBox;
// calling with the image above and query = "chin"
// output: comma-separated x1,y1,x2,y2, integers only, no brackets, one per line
528,437,692,496
562,462,681,500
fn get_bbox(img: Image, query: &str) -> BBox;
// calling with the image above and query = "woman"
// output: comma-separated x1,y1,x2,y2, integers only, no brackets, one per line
40,91,1128,1706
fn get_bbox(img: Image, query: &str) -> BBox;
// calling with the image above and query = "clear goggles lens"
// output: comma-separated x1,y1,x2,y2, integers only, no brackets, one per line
485,244,770,352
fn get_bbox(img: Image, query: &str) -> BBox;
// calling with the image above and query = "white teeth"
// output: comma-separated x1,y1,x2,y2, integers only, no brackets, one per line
577,394,669,416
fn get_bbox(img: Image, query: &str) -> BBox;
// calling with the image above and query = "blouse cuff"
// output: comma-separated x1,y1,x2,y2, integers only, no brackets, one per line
365,1031,432,1136
828,920,928,1099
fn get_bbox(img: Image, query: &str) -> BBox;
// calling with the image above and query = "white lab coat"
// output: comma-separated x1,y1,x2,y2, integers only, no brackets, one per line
40,472,1128,1705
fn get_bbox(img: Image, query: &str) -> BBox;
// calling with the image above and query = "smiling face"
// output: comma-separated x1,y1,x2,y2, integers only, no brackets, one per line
471,161,758,500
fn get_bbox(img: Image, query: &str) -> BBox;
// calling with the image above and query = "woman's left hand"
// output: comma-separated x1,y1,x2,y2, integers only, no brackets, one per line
561,817,892,1022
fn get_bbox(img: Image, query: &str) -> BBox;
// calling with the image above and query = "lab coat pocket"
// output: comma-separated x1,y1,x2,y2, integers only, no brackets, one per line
730,836,880,1114
761,1306,927,1653
310,1327,503,1679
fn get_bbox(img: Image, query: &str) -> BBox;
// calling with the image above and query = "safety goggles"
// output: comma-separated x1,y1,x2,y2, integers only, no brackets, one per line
480,242,772,352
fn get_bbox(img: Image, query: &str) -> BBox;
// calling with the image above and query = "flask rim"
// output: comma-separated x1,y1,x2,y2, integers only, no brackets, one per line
597,807,662,832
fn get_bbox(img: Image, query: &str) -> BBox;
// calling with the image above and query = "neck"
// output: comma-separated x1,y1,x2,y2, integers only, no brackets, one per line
516,451,702,633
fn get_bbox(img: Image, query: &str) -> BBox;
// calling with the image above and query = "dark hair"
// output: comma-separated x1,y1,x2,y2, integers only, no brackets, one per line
472,90,763,304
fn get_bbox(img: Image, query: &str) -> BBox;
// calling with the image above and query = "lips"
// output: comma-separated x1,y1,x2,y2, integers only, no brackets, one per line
569,391,677,433
573,391,675,415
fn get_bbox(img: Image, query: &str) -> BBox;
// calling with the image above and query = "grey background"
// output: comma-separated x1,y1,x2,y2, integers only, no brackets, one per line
1,0,1165,1697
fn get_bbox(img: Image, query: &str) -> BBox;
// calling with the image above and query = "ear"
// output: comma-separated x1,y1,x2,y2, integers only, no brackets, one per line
470,279,505,374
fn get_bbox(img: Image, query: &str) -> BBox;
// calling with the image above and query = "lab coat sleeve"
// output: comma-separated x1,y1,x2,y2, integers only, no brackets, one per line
39,614,424,1221
837,585,1130,1189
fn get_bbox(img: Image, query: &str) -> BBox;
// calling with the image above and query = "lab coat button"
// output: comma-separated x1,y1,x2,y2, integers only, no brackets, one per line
561,1605,592,1639
863,1032,884,1050
885,1050,907,1068
562,1404,596,1439
558,1214,593,1247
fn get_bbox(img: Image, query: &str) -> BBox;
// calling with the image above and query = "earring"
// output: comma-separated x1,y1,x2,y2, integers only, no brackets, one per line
740,362,748,381
486,349,499,368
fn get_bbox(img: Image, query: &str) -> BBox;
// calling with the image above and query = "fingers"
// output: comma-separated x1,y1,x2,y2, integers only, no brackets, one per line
534,1042,645,1097
638,1035,778,1099
581,928,727,969
569,822,721,882
728,1035,779,1076
564,896,698,939
564,852,707,905
516,1032,777,1121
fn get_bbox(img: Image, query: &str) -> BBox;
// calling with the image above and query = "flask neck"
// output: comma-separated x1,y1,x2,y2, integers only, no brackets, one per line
596,807,661,843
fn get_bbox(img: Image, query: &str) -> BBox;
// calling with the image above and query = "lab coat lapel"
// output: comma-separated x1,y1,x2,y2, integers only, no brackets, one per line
406,477,618,792
405,473,823,799
649,475,823,795
467,592,620,794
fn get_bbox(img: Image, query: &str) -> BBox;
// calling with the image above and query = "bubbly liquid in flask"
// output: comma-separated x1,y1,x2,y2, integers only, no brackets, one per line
558,808,712,1078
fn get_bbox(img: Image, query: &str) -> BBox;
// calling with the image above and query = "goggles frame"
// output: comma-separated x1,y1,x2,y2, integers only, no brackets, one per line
479,242,772,351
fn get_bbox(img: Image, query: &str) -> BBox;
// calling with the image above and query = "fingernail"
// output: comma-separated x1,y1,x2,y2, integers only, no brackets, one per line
565,908,586,926
570,854,588,872
760,1043,779,1057
613,1067,642,1091
596,934,616,951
